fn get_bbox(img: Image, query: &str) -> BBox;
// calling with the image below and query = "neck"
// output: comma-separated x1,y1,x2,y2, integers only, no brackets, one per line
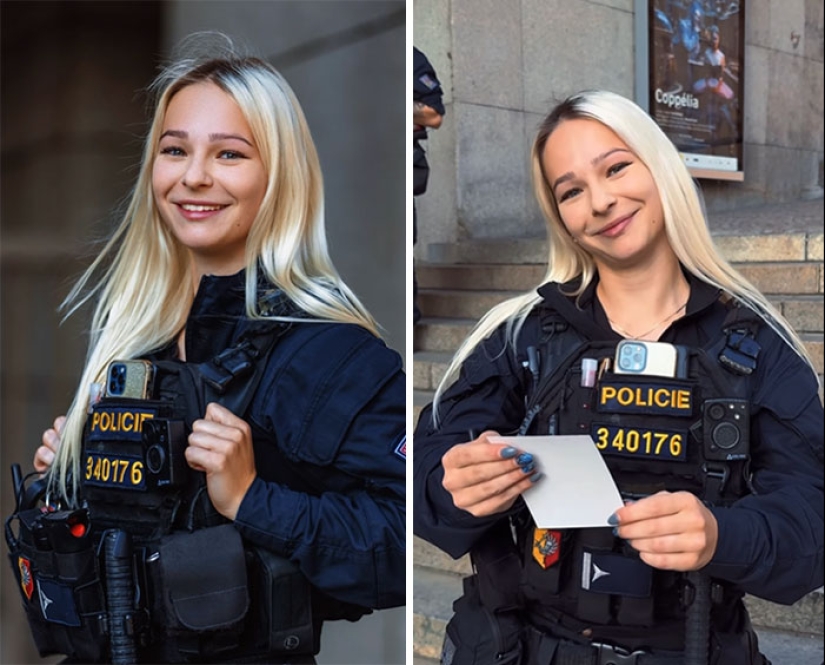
596,257,690,340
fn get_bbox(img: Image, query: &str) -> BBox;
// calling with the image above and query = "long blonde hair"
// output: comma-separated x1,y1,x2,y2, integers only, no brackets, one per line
51,48,378,502
434,90,815,420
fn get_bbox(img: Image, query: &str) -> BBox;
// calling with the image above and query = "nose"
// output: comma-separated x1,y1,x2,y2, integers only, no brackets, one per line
590,181,617,216
181,155,212,189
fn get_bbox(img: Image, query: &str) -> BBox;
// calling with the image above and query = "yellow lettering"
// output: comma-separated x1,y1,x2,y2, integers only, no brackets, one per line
91,413,101,431
601,386,616,405
617,387,633,405
676,390,690,410
122,412,133,432
654,389,667,407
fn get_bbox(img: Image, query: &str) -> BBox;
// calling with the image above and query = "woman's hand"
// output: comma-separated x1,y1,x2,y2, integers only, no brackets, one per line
612,491,719,571
185,402,257,521
441,430,541,518
34,415,66,474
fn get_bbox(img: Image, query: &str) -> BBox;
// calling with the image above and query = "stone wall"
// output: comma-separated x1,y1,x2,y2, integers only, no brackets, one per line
413,0,824,249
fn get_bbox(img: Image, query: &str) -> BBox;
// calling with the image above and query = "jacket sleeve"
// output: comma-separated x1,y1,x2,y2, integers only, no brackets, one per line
705,331,824,605
232,325,405,610
413,324,529,559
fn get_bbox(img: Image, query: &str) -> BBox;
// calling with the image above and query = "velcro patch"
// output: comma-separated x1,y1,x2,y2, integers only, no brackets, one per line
418,73,438,90
597,382,693,416
394,434,406,460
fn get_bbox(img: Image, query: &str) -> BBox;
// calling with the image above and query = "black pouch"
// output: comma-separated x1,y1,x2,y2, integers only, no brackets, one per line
249,546,316,655
152,524,249,647
441,575,522,665
5,507,108,662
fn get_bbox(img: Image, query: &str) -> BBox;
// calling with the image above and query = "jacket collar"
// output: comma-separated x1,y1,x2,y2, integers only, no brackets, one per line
536,270,723,343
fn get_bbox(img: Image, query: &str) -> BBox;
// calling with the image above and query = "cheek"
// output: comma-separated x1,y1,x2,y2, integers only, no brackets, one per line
151,162,174,201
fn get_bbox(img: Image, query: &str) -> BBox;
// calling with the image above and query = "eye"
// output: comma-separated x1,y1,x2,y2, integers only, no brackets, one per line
607,161,631,176
159,146,185,157
558,187,581,203
218,150,246,160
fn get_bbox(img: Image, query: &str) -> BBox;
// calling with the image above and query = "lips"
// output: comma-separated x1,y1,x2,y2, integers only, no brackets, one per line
174,202,229,221
596,212,636,238
178,203,226,212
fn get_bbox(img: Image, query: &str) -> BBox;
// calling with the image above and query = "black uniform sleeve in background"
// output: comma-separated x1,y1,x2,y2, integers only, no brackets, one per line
413,46,445,115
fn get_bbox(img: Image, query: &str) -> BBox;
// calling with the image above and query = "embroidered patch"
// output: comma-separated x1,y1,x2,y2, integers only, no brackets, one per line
18,556,34,600
418,73,438,90
394,434,406,460
532,528,562,569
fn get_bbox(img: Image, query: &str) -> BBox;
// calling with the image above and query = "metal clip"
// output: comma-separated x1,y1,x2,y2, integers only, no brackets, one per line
593,642,646,665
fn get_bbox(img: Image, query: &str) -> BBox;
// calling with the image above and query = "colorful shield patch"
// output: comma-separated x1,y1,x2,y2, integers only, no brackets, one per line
18,556,34,600
532,529,562,569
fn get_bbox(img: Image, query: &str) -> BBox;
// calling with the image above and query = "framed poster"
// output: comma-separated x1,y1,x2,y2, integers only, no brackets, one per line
636,0,745,181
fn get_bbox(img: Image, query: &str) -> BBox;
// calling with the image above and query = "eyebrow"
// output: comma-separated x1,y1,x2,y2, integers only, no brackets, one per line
159,129,254,147
550,147,633,193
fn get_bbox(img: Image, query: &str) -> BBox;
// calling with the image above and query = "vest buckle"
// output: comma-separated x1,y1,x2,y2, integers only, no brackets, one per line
593,642,645,665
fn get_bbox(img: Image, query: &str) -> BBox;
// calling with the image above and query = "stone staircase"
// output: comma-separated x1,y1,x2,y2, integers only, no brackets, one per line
412,200,824,664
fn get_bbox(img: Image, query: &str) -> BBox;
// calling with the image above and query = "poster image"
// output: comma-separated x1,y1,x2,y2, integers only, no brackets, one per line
649,0,745,180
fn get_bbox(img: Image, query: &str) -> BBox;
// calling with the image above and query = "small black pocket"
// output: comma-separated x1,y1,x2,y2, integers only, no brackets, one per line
250,547,316,655
156,524,249,632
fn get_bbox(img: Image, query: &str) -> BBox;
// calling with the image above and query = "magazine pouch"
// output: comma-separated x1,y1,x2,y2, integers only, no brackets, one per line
152,524,249,657
5,506,108,662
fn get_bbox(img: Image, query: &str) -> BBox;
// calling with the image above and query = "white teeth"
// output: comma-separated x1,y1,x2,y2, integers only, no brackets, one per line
181,204,223,212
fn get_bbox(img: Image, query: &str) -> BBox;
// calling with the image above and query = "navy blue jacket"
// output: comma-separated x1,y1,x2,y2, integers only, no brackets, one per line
414,274,824,606
154,271,406,612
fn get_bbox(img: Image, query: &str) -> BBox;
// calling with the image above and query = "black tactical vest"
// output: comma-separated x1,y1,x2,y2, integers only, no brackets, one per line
472,301,761,652
6,312,323,664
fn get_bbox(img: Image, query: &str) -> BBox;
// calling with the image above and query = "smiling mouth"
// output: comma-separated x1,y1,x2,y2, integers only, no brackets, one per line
178,203,226,212
596,212,635,236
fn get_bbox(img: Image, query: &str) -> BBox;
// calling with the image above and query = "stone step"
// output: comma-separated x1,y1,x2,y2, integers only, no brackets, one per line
414,389,433,425
417,263,547,291
414,318,477,352
418,288,521,320
412,563,824,662
418,261,824,297
413,351,453,391
417,288,824,333
426,230,824,266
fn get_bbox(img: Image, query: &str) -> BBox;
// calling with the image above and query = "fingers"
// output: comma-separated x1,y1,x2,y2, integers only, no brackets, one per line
34,415,67,473
451,467,540,517
442,431,542,517
613,491,717,571
186,403,256,521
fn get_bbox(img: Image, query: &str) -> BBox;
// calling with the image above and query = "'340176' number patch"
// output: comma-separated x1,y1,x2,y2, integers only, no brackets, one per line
591,424,687,461
85,452,146,490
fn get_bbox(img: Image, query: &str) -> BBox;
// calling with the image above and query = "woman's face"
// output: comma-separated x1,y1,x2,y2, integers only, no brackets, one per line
153,82,267,276
541,118,668,272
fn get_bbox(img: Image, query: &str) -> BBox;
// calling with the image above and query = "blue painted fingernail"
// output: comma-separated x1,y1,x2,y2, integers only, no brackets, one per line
529,472,544,483
500,447,518,459
520,463,535,474
612,527,620,537
607,513,619,526
516,453,533,465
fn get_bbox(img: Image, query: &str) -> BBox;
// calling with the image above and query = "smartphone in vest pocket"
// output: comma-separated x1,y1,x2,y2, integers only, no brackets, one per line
614,340,677,378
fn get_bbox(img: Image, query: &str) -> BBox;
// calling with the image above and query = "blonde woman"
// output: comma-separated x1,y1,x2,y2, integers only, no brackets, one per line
26,45,404,664
413,90,822,665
